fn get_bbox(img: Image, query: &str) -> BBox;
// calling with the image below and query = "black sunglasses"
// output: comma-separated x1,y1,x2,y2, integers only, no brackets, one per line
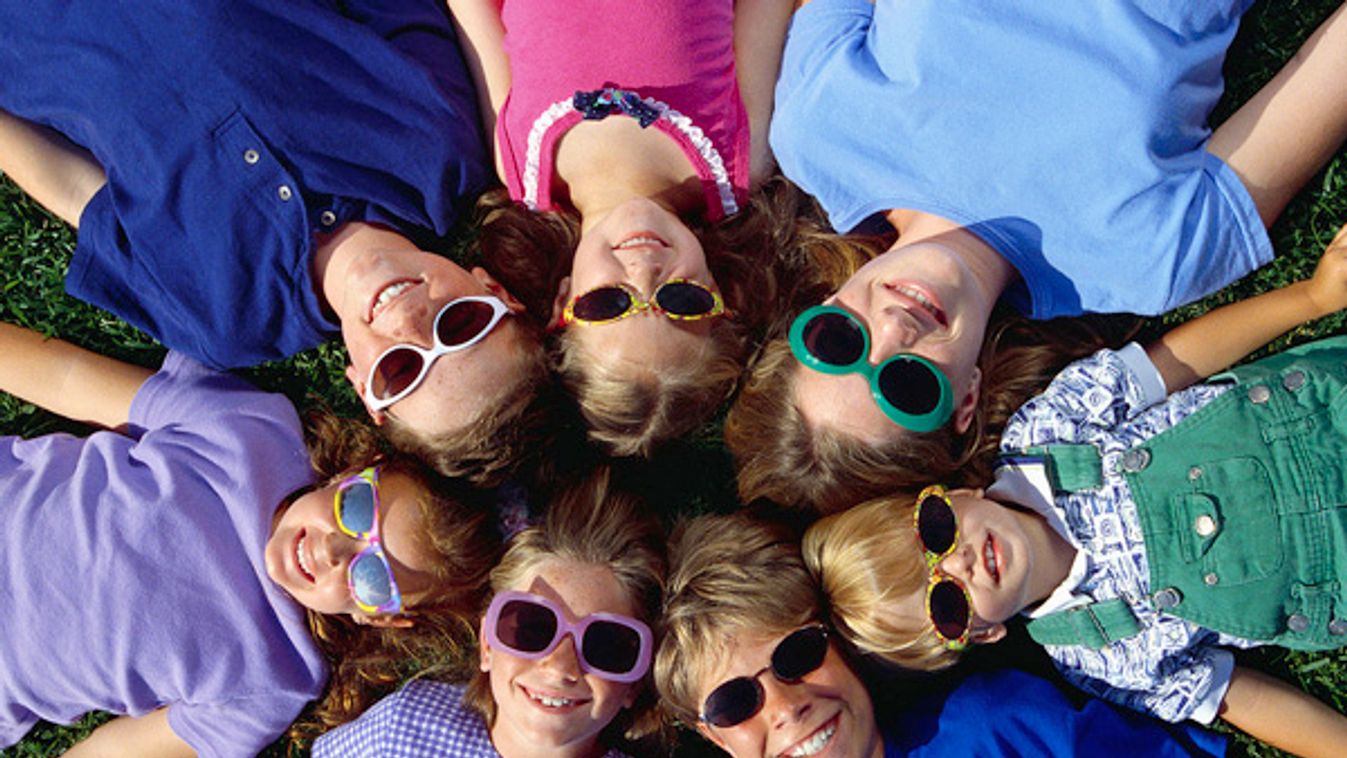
700,625,830,728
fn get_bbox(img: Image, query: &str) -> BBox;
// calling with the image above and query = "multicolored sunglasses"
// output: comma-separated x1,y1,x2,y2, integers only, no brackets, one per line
562,279,726,326
914,485,972,650
334,467,403,615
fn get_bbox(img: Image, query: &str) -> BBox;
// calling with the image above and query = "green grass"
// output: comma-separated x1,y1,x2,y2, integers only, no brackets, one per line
4,0,1347,755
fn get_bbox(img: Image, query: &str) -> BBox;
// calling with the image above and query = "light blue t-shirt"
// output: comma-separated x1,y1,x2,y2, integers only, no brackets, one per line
772,0,1271,318
0,353,325,757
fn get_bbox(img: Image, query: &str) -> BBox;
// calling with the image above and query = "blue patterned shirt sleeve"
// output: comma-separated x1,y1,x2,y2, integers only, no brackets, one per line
1003,345,1242,723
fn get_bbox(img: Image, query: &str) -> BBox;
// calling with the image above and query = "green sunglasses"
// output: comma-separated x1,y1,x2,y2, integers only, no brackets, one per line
788,305,954,432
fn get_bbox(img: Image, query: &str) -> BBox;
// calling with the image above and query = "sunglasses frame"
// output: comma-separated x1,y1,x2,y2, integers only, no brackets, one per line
913,485,971,650
484,590,653,684
699,624,830,728
333,467,404,615
561,278,727,326
363,295,512,413
788,304,955,432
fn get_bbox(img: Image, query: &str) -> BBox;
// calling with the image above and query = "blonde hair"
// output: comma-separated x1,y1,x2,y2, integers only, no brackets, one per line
654,510,820,725
464,468,667,744
803,494,962,672
291,413,501,742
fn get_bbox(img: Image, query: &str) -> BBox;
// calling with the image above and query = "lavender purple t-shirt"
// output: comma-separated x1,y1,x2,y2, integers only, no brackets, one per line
0,352,326,757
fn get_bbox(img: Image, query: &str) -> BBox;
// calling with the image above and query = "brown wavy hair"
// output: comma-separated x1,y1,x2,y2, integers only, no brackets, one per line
288,412,501,745
471,180,833,456
381,316,556,489
463,466,668,746
726,238,1139,514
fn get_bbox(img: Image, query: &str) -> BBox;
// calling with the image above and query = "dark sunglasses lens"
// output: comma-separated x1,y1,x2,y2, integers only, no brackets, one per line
802,311,865,366
581,620,642,675
572,287,634,322
337,480,377,534
877,357,942,415
370,347,425,401
929,580,971,641
916,494,957,556
436,299,497,346
771,626,829,681
496,599,559,653
350,552,393,608
655,282,716,316
703,677,763,728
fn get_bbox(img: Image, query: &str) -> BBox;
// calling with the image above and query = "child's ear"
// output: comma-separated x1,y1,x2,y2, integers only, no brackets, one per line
479,616,493,673
970,622,1007,645
354,613,415,629
344,364,387,426
696,722,729,751
548,276,572,330
472,266,526,312
952,365,982,434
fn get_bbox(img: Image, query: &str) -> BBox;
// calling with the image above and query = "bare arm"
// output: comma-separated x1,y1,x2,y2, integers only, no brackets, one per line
1146,223,1347,393
445,0,509,181
1207,2,1347,228
0,323,153,430
0,109,106,228
735,0,795,185
64,708,195,758
1219,665,1347,758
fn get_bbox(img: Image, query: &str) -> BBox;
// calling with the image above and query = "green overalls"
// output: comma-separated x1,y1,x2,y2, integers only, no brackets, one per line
1027,337,1347,651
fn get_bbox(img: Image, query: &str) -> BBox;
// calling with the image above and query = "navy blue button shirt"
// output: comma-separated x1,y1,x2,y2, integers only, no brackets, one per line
0,0,489,368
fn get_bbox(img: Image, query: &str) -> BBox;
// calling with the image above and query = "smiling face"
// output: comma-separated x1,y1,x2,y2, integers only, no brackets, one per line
561,197,720,375
324,226,530,437
793,239,998,444
264,468,439,618
694,632,882,758
482,558,641,758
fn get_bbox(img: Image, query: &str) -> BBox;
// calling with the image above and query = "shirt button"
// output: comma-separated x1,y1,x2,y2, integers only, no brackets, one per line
277,184,293,202
1287,613,1310,633
1248,385,1271,404
1188,466,1203,481
1121,449,1151,472
1153,588,1182,609
1193,515,1218,537
1329,618,1347,636
1203,572,1219,586
243,148,260,165
1282,370,1307,391
319,210,338,228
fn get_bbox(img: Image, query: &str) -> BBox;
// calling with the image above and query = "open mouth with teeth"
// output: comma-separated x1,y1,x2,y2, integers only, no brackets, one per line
612,232,669,251
885,283,948,328
294,530,316,583
983,533,1001,584
522,685,589,712
783,714,838,758
368,279,421,323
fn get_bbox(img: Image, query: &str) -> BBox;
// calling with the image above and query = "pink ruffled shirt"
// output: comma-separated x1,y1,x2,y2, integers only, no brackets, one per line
497,0,749,221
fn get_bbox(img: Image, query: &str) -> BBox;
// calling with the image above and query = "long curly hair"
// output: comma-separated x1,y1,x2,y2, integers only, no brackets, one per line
288,412,501,744
472,179,834,456
726,236,1139,513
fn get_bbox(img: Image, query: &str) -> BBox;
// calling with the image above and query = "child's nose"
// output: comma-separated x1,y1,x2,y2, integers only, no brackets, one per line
538,633,583,680
938,541,975,579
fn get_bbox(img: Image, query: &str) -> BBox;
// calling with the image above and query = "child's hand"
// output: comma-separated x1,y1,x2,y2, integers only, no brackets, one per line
1306,223,1347,316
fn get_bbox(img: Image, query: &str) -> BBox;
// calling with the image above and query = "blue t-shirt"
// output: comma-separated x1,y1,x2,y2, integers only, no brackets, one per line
884,669,1226,756
0,353,324,758
0,0,489,368
772,0,1271,318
